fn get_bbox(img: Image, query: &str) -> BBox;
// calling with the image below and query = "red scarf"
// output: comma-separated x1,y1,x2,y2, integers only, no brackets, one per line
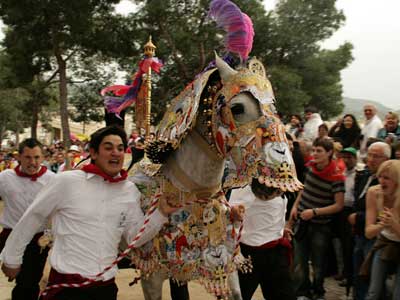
14,165,47,181
307,159,345,182
81,163,127,183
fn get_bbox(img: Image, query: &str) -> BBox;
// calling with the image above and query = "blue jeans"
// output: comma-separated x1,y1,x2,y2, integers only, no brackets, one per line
353,235,375,300
294,222,331,298
365,248,400,300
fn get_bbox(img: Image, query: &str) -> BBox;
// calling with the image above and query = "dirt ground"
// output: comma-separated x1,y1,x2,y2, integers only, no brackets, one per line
0,201,350,300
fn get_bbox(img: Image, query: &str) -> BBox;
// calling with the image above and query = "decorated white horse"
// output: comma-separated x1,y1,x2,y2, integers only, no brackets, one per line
125,1,303,297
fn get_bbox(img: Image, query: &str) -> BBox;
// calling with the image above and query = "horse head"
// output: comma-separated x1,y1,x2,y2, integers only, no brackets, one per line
206,54,303,194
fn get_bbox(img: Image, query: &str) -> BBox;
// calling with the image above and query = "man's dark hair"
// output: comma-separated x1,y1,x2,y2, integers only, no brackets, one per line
291,114,303,123
304,106,318,114
18,138,43,154
313,137,334,159
89,125,128,152
318,123,329,132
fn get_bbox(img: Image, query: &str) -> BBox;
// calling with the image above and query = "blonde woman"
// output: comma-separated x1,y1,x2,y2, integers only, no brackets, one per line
364,160,400,300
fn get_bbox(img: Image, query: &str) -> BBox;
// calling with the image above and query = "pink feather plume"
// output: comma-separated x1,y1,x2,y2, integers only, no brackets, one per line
209,0,254,61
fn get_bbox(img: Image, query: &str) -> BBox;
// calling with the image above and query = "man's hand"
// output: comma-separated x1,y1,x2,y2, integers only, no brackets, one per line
283,227,294,241
289,206,298,221
231,205,245,222
1,264,21,281
158,197,182,217
348,213,357,225
300,209,314,221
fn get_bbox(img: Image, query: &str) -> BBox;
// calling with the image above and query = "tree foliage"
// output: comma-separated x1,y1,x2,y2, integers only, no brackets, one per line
0,0,139,145
127,0,352,120
0,51,31,145
0,0,353,139
69,81,108,133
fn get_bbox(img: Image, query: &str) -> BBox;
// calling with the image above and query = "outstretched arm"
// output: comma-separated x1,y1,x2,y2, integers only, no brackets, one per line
1,176,64,280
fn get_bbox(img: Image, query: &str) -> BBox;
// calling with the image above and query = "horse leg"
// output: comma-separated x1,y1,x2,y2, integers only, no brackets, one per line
140,270,167,300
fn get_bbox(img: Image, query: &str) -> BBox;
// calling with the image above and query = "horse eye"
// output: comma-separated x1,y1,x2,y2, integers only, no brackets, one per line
231,103,245,115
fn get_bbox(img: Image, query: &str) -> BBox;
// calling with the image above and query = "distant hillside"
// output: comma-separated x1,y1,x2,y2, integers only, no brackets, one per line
342,97,398,120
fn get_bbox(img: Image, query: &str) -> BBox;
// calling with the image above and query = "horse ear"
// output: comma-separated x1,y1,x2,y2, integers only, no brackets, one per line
215,52,237,83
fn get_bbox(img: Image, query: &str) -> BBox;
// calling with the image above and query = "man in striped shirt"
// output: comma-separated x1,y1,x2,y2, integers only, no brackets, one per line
290,138,345,300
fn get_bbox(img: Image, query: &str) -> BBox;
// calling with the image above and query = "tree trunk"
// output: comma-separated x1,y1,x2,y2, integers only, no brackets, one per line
15,129,20,147
30,103,39,139
14,118,20,147
55,51,71,148
0,125,5,149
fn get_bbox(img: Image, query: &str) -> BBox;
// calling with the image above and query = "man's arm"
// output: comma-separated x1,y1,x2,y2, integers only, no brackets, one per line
1,175,64,278
123,192,169,248
300,191,344,221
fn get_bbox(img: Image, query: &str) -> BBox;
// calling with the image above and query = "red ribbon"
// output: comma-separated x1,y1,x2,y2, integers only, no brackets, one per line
81,163,127,183
14,165,47,181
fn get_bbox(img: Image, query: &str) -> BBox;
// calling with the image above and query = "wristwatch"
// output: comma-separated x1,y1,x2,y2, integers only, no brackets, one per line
312,208,318,216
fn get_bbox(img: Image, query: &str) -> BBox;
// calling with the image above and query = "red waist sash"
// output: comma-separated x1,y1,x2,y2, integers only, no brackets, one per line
41,268,115,300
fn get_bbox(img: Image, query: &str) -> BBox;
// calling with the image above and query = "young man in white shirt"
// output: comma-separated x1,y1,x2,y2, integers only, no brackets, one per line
229,181,295,300
0,138,55,300
1,125,176,300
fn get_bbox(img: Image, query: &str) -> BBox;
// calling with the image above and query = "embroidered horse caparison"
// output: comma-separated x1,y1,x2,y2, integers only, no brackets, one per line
128,54,303,297
123,0,303,297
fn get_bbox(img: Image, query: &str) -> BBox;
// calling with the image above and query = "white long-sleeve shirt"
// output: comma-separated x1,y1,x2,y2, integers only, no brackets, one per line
229,185,287,247
360,114,383,156
303,113,323,142
0,168,55,230
1,170,167,280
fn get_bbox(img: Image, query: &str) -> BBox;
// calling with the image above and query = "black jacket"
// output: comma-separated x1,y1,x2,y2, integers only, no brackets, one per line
352,168,379,236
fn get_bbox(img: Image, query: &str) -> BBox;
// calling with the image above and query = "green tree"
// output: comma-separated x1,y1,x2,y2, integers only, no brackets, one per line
0,0,139,146
127,0,352,119
69,81,106,134
0,88,30,147
0,51,31,145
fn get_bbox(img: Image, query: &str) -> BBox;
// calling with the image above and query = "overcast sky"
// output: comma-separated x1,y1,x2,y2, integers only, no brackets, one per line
1,0,399,109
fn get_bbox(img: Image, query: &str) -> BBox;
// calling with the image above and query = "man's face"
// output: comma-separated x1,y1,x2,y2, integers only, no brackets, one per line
342,153,357,170
367,146,388,173
385,114,398,131
364,106,375,120
318,126,328,138
90,135,125,177
305,112,313,121
312,146,331,165
290,116,300,126
56,153,65,164
19,146,44,175
395,149,400,160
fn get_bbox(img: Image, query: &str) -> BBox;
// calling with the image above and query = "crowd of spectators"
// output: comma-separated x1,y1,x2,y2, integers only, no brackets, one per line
0,103,399,300
281,104,400,300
